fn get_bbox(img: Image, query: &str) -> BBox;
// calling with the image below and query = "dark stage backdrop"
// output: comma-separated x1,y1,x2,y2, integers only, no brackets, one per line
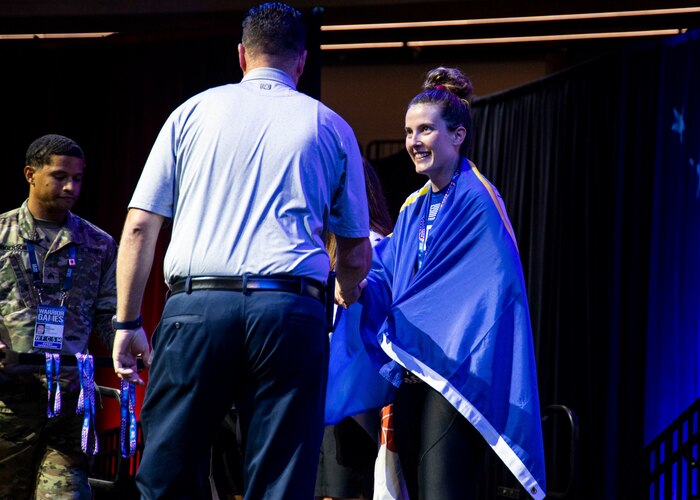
471,31,700,499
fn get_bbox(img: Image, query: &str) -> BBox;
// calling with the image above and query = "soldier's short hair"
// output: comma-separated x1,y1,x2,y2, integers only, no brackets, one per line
25,134,84,169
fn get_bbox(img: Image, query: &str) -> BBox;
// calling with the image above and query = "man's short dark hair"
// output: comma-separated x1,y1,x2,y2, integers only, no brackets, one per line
25,134,84,168
242,2,306,59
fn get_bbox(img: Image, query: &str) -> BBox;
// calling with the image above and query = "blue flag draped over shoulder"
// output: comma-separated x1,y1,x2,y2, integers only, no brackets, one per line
325,158,546,498
324,270,395,424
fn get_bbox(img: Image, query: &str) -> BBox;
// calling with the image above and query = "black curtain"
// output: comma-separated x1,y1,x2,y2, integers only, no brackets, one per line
471,42,663,498
0,34,242,232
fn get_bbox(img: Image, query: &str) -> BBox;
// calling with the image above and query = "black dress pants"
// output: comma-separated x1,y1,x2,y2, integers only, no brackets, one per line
136,289,328,499
393,380,487,500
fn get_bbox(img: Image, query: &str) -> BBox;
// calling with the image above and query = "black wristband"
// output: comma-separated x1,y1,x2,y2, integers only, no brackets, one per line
112,315,142,330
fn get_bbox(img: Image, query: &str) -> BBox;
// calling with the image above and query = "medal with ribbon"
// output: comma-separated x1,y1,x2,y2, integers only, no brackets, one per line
75,353,99,455
120,379,138,457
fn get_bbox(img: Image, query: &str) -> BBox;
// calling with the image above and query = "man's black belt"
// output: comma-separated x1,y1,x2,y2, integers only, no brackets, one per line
168,275,326,303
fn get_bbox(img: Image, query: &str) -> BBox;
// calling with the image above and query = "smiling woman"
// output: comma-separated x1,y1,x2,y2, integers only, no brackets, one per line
405,104,465,190
354,67,547,499
404,67,472,191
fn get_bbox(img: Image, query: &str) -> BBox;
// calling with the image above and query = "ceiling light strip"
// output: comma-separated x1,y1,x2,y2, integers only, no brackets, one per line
320,28,681,50
321,7,700,31
405,29,681,47
0,32,116,40
320,41,405,50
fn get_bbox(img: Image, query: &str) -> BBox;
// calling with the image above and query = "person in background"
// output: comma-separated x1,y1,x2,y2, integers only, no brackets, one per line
111,2,371,499
316,158,393,500
0,134,117,499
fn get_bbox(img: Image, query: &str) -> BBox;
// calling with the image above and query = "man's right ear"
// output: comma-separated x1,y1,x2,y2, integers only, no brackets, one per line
238,43,247,73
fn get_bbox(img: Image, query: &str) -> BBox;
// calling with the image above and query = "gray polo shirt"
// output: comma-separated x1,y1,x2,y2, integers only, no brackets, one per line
129,67,368,284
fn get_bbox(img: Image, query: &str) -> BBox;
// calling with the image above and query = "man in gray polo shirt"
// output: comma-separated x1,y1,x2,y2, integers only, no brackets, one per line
111,3,371,499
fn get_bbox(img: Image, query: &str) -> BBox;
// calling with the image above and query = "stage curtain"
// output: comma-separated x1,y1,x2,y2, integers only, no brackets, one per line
470,39,663,498
644,30,700,446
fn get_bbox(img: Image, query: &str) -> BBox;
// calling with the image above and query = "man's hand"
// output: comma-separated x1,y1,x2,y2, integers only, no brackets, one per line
114,208,162,386
335,278,367,308
112,327,151,385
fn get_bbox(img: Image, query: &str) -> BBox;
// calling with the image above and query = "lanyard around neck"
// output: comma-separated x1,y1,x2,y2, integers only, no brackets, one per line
416,165,462,270
25,241,76,303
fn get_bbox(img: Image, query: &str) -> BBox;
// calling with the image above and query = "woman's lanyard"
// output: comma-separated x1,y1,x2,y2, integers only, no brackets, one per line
416,166,461,270
25,241,76,305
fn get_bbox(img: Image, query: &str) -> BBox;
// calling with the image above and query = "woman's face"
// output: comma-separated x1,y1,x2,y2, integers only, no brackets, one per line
405,103,465,190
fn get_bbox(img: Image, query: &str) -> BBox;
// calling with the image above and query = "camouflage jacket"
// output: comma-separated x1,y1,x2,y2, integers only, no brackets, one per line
0,201,117,391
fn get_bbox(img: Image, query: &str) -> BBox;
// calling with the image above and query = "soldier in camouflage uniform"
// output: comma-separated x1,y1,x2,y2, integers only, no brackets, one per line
0,134,117,499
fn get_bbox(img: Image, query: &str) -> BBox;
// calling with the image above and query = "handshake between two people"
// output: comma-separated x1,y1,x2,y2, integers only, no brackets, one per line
335,277,368,309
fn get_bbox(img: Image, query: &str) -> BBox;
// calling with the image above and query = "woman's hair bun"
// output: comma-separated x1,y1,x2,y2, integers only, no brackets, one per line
424,67,473,104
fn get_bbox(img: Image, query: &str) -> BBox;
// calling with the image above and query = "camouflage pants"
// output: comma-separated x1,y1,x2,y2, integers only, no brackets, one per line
0,383,90,500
